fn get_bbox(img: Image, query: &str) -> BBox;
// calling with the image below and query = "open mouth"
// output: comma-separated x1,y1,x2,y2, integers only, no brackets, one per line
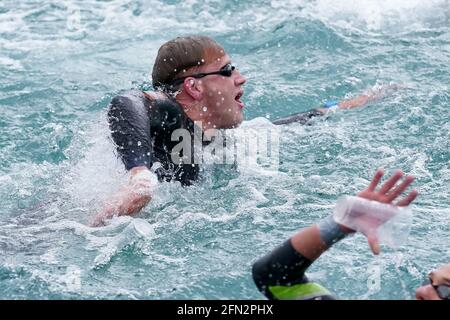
235,90,244,109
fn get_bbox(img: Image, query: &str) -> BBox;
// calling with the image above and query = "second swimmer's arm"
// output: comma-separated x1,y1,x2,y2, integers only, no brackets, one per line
252,169,418,299
252,216,350,299
89,166,153,227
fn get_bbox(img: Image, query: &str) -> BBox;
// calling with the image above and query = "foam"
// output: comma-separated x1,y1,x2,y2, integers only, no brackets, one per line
272,0,450,33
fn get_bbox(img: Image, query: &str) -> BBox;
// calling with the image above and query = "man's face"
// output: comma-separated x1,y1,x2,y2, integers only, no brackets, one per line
415,284,442,300
198,54,247,129
416,264,450,300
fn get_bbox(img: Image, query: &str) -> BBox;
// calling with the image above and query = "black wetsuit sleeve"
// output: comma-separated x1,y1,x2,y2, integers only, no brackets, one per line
252,239,335,300
252,239,313,299
107,94,153,170
271,109,324,125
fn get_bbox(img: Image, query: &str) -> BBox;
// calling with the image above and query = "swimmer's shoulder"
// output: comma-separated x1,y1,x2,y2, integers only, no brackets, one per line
110,89,148,107
142,91,167,101
108,90,184,126
108,90,166,115
110,90,178,109
107,90,153,125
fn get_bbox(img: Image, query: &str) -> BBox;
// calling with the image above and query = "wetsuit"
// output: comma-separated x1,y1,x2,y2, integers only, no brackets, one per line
271,109,324,125
108,90,202,185
107,90,329,185
252,239,335,300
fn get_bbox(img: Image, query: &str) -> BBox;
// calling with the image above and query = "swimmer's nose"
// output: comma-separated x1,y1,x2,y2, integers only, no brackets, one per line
234,70,247,86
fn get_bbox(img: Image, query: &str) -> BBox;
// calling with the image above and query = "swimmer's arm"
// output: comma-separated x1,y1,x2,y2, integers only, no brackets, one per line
294,170,417,257
252,169,418,299
271,93,368,125
252,222,350,299
316,84,403,114
316,93,376,114
315,94,371,114
89,166,153,227
272,84,401,125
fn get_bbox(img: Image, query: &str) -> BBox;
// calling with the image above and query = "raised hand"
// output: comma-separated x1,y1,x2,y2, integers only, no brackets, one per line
351,168,418,254
357,168,418,206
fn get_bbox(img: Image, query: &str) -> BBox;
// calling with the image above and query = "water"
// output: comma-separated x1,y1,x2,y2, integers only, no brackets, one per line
1,0,449,299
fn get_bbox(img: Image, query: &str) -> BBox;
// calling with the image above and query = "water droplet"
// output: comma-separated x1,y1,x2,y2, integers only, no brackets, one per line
203,107,208,112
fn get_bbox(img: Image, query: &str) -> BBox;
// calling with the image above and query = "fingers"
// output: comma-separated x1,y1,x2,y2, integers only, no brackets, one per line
367,168,384,192
378,170,403,194
396,189,419,207
367,233,380,255
386,175,415,202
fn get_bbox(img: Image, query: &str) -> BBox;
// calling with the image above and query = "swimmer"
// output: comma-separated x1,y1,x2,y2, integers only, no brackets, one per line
252,169,421,300
416,263,450,300
90,36,400,227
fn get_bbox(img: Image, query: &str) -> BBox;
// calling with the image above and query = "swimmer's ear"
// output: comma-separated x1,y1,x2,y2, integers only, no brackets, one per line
182,77,204,101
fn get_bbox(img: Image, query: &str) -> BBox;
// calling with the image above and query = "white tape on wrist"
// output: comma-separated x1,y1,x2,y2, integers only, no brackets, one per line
317,215,347,247
130,169,158,196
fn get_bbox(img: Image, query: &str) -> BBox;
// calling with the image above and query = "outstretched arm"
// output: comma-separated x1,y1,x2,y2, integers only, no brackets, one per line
317,84,403,113
272,84,401,125
89,166,154,227
252,169,418,300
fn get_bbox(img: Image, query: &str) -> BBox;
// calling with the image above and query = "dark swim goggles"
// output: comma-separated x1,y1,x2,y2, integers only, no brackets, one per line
423,278,450,300
432,284,450,300
168,63,235,88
